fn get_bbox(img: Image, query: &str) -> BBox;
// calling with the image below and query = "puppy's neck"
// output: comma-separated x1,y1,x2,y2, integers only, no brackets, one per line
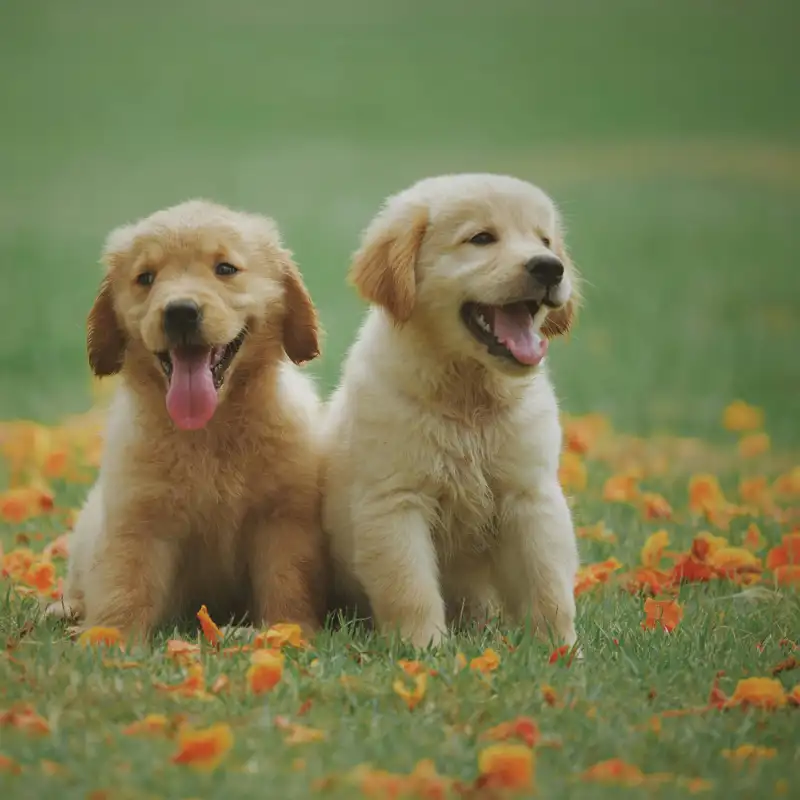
364,309,535,423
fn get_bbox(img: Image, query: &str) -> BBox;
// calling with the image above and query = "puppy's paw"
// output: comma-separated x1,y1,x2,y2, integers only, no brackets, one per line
44,598,82,622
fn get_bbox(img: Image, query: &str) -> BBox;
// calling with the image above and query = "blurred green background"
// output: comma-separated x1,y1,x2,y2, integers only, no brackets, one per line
1,0,798,443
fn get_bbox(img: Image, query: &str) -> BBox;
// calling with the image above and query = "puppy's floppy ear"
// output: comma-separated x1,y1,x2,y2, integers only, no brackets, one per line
541,231,581,339
281,254,320,365
87,274,126,376
348,201,428,323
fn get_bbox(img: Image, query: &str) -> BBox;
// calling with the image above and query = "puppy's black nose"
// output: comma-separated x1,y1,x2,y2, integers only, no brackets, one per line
163,300,202,341
526,254,564,287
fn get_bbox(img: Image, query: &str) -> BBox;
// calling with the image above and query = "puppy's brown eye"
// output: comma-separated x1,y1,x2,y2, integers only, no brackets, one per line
468,231,497,246
215,262,238,277
136,271,155,287
541,236,552,248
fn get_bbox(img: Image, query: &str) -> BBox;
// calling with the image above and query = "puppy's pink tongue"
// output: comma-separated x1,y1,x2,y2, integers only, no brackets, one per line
493,302,548,366
165,349,218,430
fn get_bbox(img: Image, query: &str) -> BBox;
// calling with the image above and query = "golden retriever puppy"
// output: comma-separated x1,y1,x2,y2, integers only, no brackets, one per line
49,200,326,636
323,174,581,648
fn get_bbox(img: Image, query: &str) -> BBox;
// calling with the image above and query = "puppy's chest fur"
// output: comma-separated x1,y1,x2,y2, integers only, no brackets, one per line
418,414,513,560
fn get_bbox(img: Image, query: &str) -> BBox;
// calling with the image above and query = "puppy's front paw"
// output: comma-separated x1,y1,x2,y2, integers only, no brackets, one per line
405,620,445,650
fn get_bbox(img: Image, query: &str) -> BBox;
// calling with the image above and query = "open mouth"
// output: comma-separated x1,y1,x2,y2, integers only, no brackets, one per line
155,328,247,430
461,301,548,367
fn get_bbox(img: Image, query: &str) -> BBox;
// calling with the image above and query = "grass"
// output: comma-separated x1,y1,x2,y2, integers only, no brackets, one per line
1,0,799,796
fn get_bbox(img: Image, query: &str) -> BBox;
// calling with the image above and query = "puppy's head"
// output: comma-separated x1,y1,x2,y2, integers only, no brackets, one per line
88,200,319,430
350,174,580,374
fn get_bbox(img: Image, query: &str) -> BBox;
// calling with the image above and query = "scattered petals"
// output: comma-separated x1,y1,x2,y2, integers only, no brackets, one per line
722,744,777,762
559,451,587,491
171,723,233,771
766,534,800,570
481,717,540,748
722,400,764,432
576,521,617,543
247,649,284,695
156,663,209,699
738,433,770,459
470,648,501,674
123,714,170,737
196,605,222,647
166,639,201,663
641,493,672,520
393,673,427,710
641,598,683,632
254,623,308,650
0,754,22,775
603,473,639,502
641,530,670,567
581,758,645,786
477,744,534,790
724,677,787,709
78,627,125,649
0,704,51,736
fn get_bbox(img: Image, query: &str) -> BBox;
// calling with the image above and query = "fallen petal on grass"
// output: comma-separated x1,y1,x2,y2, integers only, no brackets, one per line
171,723,233,771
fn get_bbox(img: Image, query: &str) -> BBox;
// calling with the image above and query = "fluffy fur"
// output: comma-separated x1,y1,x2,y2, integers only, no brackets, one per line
49,200,327,636
322,174,581,648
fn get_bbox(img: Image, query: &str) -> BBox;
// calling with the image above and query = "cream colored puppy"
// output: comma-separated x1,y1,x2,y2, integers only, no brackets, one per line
323,174,581,648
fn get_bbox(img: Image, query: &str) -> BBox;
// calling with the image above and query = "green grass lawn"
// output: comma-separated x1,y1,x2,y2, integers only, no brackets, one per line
1,0,799,797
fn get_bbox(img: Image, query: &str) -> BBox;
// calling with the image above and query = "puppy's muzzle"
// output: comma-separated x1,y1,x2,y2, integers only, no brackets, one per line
163,299,204,347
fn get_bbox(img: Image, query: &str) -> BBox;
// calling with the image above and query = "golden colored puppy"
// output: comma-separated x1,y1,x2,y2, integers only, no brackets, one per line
323,174,581,648
49,200,326,636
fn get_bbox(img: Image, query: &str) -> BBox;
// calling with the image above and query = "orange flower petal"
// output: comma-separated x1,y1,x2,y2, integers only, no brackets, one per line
171,723,233,771
166,639,201,663
721,744,777,761
477,744,534,790
742,523,766,552
156,663,208,698
774,565,800,588
470,648,501,674
641,493,672,520
78,627,125,649
559,452,587,491
123,714,170,737
392,673,427,710
254,623,308,650
722,400,764,432
581,758,645,786
641,598,683,632
0,754,22,775
481,717,540,748
773,466,800,497
641,530,670,568
689,475,726,515
196,605,222,647
1,548,36,580
738,432,770,459
21,561,55,594
0,704,51,736
766,533,800,570
247,649,284,695
707,547,762,576
42,534,69,561
724,677,787,709
603,473,639,503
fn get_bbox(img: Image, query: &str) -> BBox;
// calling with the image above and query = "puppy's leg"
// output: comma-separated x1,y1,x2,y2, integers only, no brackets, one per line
46,484,104,621
353,505,445,648
493,485,578,645
249,512,325,634
82,501,178,637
